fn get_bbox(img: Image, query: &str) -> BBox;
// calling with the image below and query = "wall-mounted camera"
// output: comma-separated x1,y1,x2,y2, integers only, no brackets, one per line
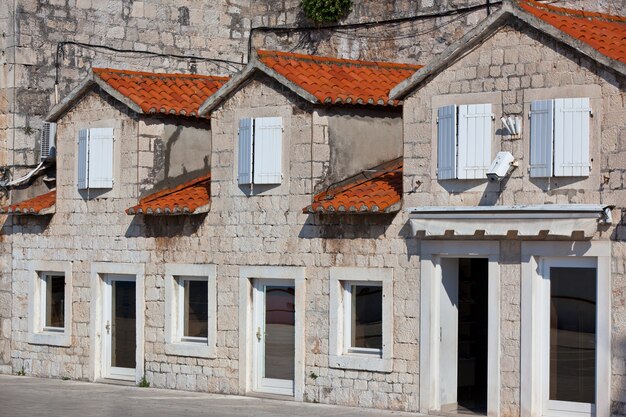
486,151,517,183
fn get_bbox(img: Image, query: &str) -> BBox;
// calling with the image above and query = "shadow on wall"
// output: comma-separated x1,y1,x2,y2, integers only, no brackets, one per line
612,335,626,416
125,214,206,238
610,209,626,242
0,215,52,235
298,212,397,240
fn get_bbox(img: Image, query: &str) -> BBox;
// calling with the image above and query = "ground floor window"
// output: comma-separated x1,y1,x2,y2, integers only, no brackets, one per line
164,264,216,358
329,267,393,372
41,273,65,331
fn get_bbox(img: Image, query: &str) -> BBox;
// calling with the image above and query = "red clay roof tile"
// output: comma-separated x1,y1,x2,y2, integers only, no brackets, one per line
304,158,402,214
126,173,211,215
519,0,626,64
257,50,422,106
0,190,56,215
93,68,229,118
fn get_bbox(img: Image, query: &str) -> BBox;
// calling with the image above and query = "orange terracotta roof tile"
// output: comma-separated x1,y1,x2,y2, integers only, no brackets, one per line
257,50,422,106
519,0,626,64
93,68,230,117
0,190,56,215
304,158,402,214
126,173,211,215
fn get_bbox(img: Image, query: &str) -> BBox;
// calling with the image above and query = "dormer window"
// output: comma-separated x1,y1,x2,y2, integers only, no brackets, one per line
237,117,283,186
77,127,114,189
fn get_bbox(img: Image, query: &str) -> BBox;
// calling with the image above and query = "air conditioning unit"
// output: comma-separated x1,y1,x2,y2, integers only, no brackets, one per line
40,122,57,160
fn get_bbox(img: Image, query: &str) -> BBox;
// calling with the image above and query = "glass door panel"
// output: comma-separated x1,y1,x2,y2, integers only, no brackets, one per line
111,280,136,369
264,286,295,381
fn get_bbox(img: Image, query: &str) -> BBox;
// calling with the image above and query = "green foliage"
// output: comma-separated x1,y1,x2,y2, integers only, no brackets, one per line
301,0,352,23
309,371,318,380
137,375,150,388
16,366,25,376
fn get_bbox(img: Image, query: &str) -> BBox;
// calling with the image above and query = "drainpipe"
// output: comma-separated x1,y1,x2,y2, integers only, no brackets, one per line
486,0,491,15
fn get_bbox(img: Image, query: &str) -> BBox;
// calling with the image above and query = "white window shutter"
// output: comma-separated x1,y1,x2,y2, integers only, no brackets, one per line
87,127,114,188
437,105,457,180
238,118,253,185
554,98,591,177
457,103,492,179
77,129,89,190
529,100,554,178
253,117,283,184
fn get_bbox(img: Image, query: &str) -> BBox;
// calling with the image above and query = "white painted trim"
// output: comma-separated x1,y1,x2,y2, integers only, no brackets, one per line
520,241,610,417
89,262,145,383
329,267,394,373
27,261,73,347
238,266,306,400
419,241,500,417
164,264,217,358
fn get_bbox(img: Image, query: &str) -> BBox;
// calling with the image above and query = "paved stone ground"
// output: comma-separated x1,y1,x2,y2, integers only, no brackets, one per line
0,375,423,417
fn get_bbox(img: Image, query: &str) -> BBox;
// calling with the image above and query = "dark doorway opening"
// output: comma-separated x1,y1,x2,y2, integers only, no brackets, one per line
457,258,489,414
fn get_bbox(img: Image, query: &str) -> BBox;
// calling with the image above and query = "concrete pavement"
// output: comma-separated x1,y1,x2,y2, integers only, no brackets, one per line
0,375,423,417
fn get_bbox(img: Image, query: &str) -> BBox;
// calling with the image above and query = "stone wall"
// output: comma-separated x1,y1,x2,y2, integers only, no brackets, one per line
402,19,626,416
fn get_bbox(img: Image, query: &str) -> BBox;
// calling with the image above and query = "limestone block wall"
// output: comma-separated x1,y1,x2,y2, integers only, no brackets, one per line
402,20,626,415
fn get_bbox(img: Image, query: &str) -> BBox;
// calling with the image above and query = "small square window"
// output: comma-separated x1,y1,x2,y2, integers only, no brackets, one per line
179,277,208,342
345,284,382,355
41,273,65,332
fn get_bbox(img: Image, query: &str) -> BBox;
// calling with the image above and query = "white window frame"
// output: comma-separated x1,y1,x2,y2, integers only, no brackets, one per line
27,261,73,347
329,267,393,372
521,241,610,417
164,264,216,358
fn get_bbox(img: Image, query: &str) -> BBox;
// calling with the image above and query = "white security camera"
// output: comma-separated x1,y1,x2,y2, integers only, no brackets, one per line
486,151,516,182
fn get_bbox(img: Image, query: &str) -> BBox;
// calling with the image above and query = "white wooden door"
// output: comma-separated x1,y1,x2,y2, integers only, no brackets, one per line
440,258,459,407
103,274,136,380
253,280,295,396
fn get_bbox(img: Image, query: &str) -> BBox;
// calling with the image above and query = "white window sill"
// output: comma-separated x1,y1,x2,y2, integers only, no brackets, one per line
165,342,215,358
28,331,71,347
329,354,392,373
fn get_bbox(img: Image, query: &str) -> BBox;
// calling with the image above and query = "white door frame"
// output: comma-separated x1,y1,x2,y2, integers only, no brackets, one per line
521,241,611,417
103,274,137,380
419,241,501,416
90,262,145,383
239,266,305,400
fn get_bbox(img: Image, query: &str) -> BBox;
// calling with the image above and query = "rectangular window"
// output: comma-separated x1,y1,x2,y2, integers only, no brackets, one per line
530,98,591,178
347,284,383,353
78,127,114,189
179,277,208,342
238,117,283,185
437,104,493,180
548,266,596,404
41,273,65,331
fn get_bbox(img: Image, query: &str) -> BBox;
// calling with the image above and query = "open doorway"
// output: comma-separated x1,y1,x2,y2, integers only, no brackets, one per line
441,258,489,415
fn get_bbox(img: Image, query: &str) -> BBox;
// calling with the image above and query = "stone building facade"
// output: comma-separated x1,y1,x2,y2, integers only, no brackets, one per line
1,1,625,417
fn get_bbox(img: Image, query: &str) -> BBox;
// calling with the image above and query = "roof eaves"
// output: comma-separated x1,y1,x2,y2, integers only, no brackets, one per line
46,75,96,122
92,74,145,115
390,8,510,100
510,1,626,77
198,63,257,115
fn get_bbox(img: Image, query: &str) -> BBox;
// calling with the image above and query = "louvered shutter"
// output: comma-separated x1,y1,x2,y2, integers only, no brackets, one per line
77,129,89,189
554,98,591,177
529,100,554,178
87,127,114,188
457,104,492,179
437,105,457,180
238,118,253,185
253,117,283,184
40,122,56,160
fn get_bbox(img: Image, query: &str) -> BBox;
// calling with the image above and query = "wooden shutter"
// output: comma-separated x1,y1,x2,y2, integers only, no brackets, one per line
77,128,89,189
457,103,492,179
253,117,283,184
554,98,591,177
529,100,554,178
437,105,457,180
87,127,114,188
238,118,253,185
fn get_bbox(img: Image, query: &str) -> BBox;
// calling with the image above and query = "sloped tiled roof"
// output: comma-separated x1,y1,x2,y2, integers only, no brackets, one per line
519,0,626,64
92,68,230,117
126,173,211,215
0,190,56,215
304,158,402,214
257,50,422,106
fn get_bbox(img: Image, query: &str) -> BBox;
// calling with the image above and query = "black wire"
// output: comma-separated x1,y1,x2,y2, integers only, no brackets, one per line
247,1,502,58
55,41,245,84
